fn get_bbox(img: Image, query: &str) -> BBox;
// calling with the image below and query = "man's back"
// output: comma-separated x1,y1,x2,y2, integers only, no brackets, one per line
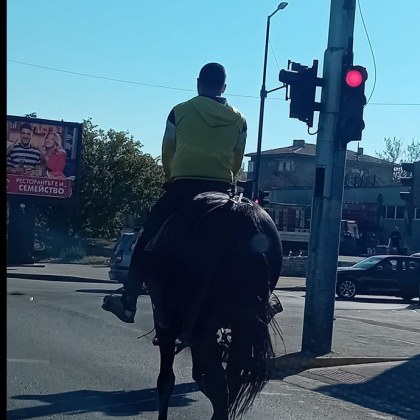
169,96,246,183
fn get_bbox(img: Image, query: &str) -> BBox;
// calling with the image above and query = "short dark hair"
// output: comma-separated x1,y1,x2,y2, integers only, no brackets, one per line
198,63,226,90
20,123,33,132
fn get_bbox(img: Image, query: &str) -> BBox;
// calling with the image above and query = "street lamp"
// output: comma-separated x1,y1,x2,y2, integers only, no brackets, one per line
253,2,288,199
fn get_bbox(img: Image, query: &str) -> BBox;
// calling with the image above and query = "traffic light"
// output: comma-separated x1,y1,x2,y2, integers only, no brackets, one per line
337,64,368,148
400,161,420,208
279,59,323,128
256,189,270,207
236,179,253,199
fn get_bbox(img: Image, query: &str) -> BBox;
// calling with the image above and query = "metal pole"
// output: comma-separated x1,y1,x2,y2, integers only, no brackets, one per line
253,15,271,199
301,0,357,355
253,3,288,199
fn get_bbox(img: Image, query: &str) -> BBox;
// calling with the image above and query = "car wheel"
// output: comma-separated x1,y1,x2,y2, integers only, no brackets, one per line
336,278,357,300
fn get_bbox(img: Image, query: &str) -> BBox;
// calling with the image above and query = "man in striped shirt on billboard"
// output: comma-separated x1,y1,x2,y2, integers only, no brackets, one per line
7,123,41,174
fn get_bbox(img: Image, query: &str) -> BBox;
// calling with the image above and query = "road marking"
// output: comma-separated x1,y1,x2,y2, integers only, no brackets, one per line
388,338,418,345
261,392,292,396
7,358,50,364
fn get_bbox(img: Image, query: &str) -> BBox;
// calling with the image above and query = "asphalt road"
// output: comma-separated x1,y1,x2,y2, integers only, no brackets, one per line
7,276,415,420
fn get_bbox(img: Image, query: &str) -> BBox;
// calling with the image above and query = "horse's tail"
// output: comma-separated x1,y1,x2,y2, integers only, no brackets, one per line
226,253,281,419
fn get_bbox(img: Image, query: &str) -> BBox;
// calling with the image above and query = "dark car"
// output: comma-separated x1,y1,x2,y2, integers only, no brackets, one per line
108,231,139,283
336,255,420,302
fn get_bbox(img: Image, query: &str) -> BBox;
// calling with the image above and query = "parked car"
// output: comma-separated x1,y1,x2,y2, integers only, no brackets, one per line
108,231,140,283
335,255,420,302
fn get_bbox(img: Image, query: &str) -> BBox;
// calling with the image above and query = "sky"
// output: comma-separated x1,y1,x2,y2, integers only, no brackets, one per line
7,0,420,168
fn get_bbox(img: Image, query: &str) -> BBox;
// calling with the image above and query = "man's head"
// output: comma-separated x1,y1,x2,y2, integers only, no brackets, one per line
197,62,226,96
20,123,34,147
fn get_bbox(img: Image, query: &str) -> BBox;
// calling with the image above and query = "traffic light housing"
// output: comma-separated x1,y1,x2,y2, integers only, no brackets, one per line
400,161,420,208
337,64,368,148
236,179,253,199
279,59,323,128
256,189,270,207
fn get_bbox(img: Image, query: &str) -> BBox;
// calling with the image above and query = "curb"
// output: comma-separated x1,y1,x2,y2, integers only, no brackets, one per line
7,272,118,284
274,353,410,370
276,286,306,292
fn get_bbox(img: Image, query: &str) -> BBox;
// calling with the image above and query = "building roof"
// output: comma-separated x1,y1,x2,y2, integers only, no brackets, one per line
245,139,393,165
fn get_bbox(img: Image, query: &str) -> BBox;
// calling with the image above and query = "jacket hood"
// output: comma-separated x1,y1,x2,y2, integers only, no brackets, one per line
188,95,243,127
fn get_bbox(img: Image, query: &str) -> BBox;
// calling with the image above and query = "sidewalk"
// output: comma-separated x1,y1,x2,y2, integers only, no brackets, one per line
7,263,114,284
6,262,307,290
7,262,420,417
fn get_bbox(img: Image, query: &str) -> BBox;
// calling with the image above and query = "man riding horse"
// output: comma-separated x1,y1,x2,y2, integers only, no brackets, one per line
102,63,284,420
103,62,247,323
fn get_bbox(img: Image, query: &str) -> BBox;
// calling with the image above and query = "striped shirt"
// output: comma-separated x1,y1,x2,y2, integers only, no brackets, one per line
7,144,41,169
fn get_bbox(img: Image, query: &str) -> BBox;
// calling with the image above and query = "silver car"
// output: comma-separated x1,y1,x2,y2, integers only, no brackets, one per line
108,231,140,283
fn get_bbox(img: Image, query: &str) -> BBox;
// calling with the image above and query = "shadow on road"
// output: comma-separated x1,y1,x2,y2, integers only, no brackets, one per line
7,272,116,284
270,351,316,380
316,354,420,420
75,288,124,294
8,382,199,419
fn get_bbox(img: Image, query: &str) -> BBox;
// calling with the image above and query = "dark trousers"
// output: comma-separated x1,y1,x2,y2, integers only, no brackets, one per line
124,178,233,306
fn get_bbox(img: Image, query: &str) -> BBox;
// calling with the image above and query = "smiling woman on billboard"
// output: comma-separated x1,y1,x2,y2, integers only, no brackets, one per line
40,132,67,179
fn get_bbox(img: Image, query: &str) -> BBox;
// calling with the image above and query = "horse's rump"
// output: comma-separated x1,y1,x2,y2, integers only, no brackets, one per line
143,191,282,344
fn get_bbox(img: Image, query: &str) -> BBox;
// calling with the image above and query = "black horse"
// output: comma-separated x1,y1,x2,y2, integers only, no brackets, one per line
139,191,283,420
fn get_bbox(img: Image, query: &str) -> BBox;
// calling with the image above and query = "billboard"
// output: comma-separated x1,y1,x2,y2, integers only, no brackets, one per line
6,115,83,203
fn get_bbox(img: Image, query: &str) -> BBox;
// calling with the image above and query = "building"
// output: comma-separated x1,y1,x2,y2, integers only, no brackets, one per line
246,139,395,189
246,140,420,254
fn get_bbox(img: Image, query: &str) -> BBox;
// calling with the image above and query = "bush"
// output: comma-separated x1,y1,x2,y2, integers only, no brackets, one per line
59,245,87,262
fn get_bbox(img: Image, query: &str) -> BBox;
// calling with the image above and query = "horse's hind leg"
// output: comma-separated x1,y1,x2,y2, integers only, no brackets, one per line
156,326,177,420
191,332,229,420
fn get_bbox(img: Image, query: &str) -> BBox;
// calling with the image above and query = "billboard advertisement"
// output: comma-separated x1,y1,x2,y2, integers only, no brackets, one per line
6,115,83,203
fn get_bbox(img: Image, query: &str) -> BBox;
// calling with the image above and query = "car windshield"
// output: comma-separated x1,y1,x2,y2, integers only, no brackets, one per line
352,256,384,269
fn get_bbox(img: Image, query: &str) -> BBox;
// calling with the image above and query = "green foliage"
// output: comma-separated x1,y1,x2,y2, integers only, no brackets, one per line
406,138,420,162
58,245,86,262
375,137,404,163
38,118,165,239
76,119,165,236
376,137,420,163
234,166,247,181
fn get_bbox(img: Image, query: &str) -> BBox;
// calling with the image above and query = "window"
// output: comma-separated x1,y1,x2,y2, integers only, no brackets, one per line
385,206,405,220
248,161,254,173
395,206,405,219
277,160,295,172
415,208,420,220
385,206,396,219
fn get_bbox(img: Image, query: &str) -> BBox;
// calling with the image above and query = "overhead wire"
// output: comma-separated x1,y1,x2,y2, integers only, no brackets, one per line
7,59,420,106
357,0,377,105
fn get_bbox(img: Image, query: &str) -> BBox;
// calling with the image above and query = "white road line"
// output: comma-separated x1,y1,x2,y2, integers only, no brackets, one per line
7,358,50,364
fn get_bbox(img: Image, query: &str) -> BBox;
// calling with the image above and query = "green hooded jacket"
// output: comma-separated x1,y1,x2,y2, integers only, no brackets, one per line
162,95,247,183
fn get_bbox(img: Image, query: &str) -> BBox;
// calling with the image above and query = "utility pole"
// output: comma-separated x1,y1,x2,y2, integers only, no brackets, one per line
301,0,357,355
254,3,288,199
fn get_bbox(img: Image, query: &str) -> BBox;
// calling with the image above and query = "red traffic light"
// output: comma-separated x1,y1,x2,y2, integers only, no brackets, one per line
345,66,368,88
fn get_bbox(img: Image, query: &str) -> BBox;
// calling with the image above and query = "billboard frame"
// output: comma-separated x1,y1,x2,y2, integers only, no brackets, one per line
6,115,83,207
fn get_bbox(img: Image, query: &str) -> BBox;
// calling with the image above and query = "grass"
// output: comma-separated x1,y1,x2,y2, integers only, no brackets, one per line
36,238,114,266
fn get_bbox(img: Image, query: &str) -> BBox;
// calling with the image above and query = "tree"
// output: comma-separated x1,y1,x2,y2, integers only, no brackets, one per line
39,119,165,239
77,119,165,236
406,138,420,163
375,137,404,164
376,137,420,163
